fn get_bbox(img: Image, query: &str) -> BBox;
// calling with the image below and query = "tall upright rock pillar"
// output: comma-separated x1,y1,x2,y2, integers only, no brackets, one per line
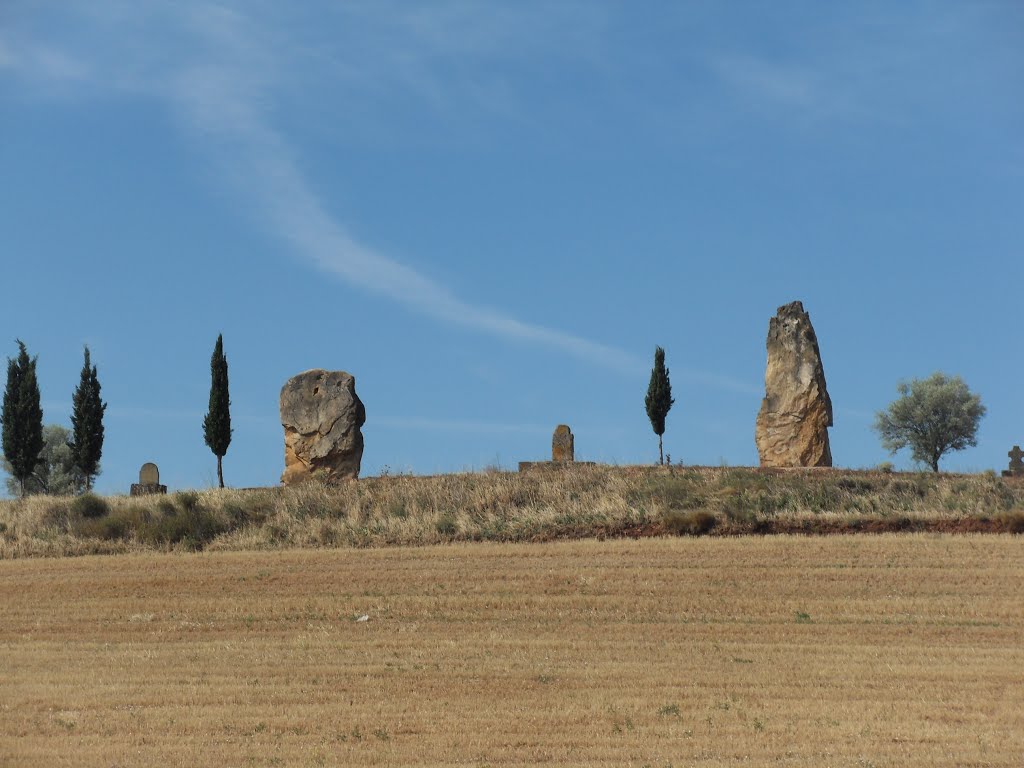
755,301,833,467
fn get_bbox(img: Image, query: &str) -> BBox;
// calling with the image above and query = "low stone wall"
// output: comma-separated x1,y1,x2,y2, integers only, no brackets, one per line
130,483,167,496
518,461,597,472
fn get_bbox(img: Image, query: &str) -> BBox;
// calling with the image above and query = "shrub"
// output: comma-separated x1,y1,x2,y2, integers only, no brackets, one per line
71,493,109,519
435,515,458,537
836,478,876,494
75,512,125,540
41,501,71,528
225,492,276,525
888,479,929,499
663,509,717,536
174,490,201,514
220,501,249,527
998,510,1024,534
631,475,706,512
142,505,225,549
796,482,842,512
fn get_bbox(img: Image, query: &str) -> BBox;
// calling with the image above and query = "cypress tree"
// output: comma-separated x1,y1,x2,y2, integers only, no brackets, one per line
645,345,675,466
70,346,107,492
1,340,45,497
203,334,232,488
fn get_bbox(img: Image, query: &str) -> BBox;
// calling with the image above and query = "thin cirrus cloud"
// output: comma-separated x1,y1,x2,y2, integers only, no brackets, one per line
2,2,776,387
2,2,644,375
711,53,823,110
172,69,640,374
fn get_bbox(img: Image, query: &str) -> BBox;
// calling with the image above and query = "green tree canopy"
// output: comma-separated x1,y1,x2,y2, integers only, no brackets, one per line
3,424,87,497
645,345,675,466
71,345,107,491
873,372,985,472
203,333,232,488
2,340,44,496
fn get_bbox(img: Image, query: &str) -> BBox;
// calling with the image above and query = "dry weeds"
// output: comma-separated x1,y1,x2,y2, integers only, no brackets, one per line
1,535,1021,766
2,466,1023,558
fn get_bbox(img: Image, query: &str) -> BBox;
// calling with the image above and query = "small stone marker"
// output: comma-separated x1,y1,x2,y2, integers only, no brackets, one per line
1003,445,1024,478
552,424,574,463
519,425,595,472
130,462,168,496
139,463,159,485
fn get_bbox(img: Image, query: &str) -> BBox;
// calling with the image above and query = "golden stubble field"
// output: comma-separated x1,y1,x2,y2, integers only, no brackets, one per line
2,535,1022,767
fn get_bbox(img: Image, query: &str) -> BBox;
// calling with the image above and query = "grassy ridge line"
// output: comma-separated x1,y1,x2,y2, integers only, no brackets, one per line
0,465,1022,558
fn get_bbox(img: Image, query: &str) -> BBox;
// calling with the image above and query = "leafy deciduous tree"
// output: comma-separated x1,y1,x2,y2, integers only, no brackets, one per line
873,372,985,473
2,424,86,497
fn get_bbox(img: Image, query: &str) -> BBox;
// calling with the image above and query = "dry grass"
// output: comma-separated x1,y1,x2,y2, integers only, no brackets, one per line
1,536,1022,766
1,466,1023,558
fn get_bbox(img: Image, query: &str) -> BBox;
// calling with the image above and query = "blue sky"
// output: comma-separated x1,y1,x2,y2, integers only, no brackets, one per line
1,1,1022,494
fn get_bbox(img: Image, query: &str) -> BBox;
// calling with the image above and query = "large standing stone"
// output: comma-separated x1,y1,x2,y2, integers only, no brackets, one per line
280,370,366,485
755,301,833,467
552,425,574,463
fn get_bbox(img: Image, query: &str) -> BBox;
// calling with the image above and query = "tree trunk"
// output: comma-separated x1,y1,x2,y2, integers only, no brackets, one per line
658,434,664,466
86,475,92,492
931,456,940,473
217,455,224,488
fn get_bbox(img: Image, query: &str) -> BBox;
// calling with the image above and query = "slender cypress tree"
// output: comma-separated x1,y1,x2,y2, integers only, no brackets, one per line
1,340,45,497
203,334,232,488
70,346,107,492
645,345,675,466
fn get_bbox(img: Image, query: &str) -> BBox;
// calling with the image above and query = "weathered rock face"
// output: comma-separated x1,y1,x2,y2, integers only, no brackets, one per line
280,370,366,485
552,425,574,462
755,301,833,468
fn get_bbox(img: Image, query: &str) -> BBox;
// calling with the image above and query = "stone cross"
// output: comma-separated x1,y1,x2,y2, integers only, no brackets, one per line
1007,445,1024,476
552,425,574,463
131,462,168,496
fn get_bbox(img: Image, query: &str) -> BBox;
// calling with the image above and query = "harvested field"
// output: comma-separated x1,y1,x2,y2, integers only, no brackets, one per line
2,535,1022,766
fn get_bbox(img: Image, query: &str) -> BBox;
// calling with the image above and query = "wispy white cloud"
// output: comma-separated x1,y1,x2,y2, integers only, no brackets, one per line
711,54,822,110
0,38,91,82
3,3,783,391
705,6,1009,127
175,6,644,372
3,2,641,373
707,51,868,125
